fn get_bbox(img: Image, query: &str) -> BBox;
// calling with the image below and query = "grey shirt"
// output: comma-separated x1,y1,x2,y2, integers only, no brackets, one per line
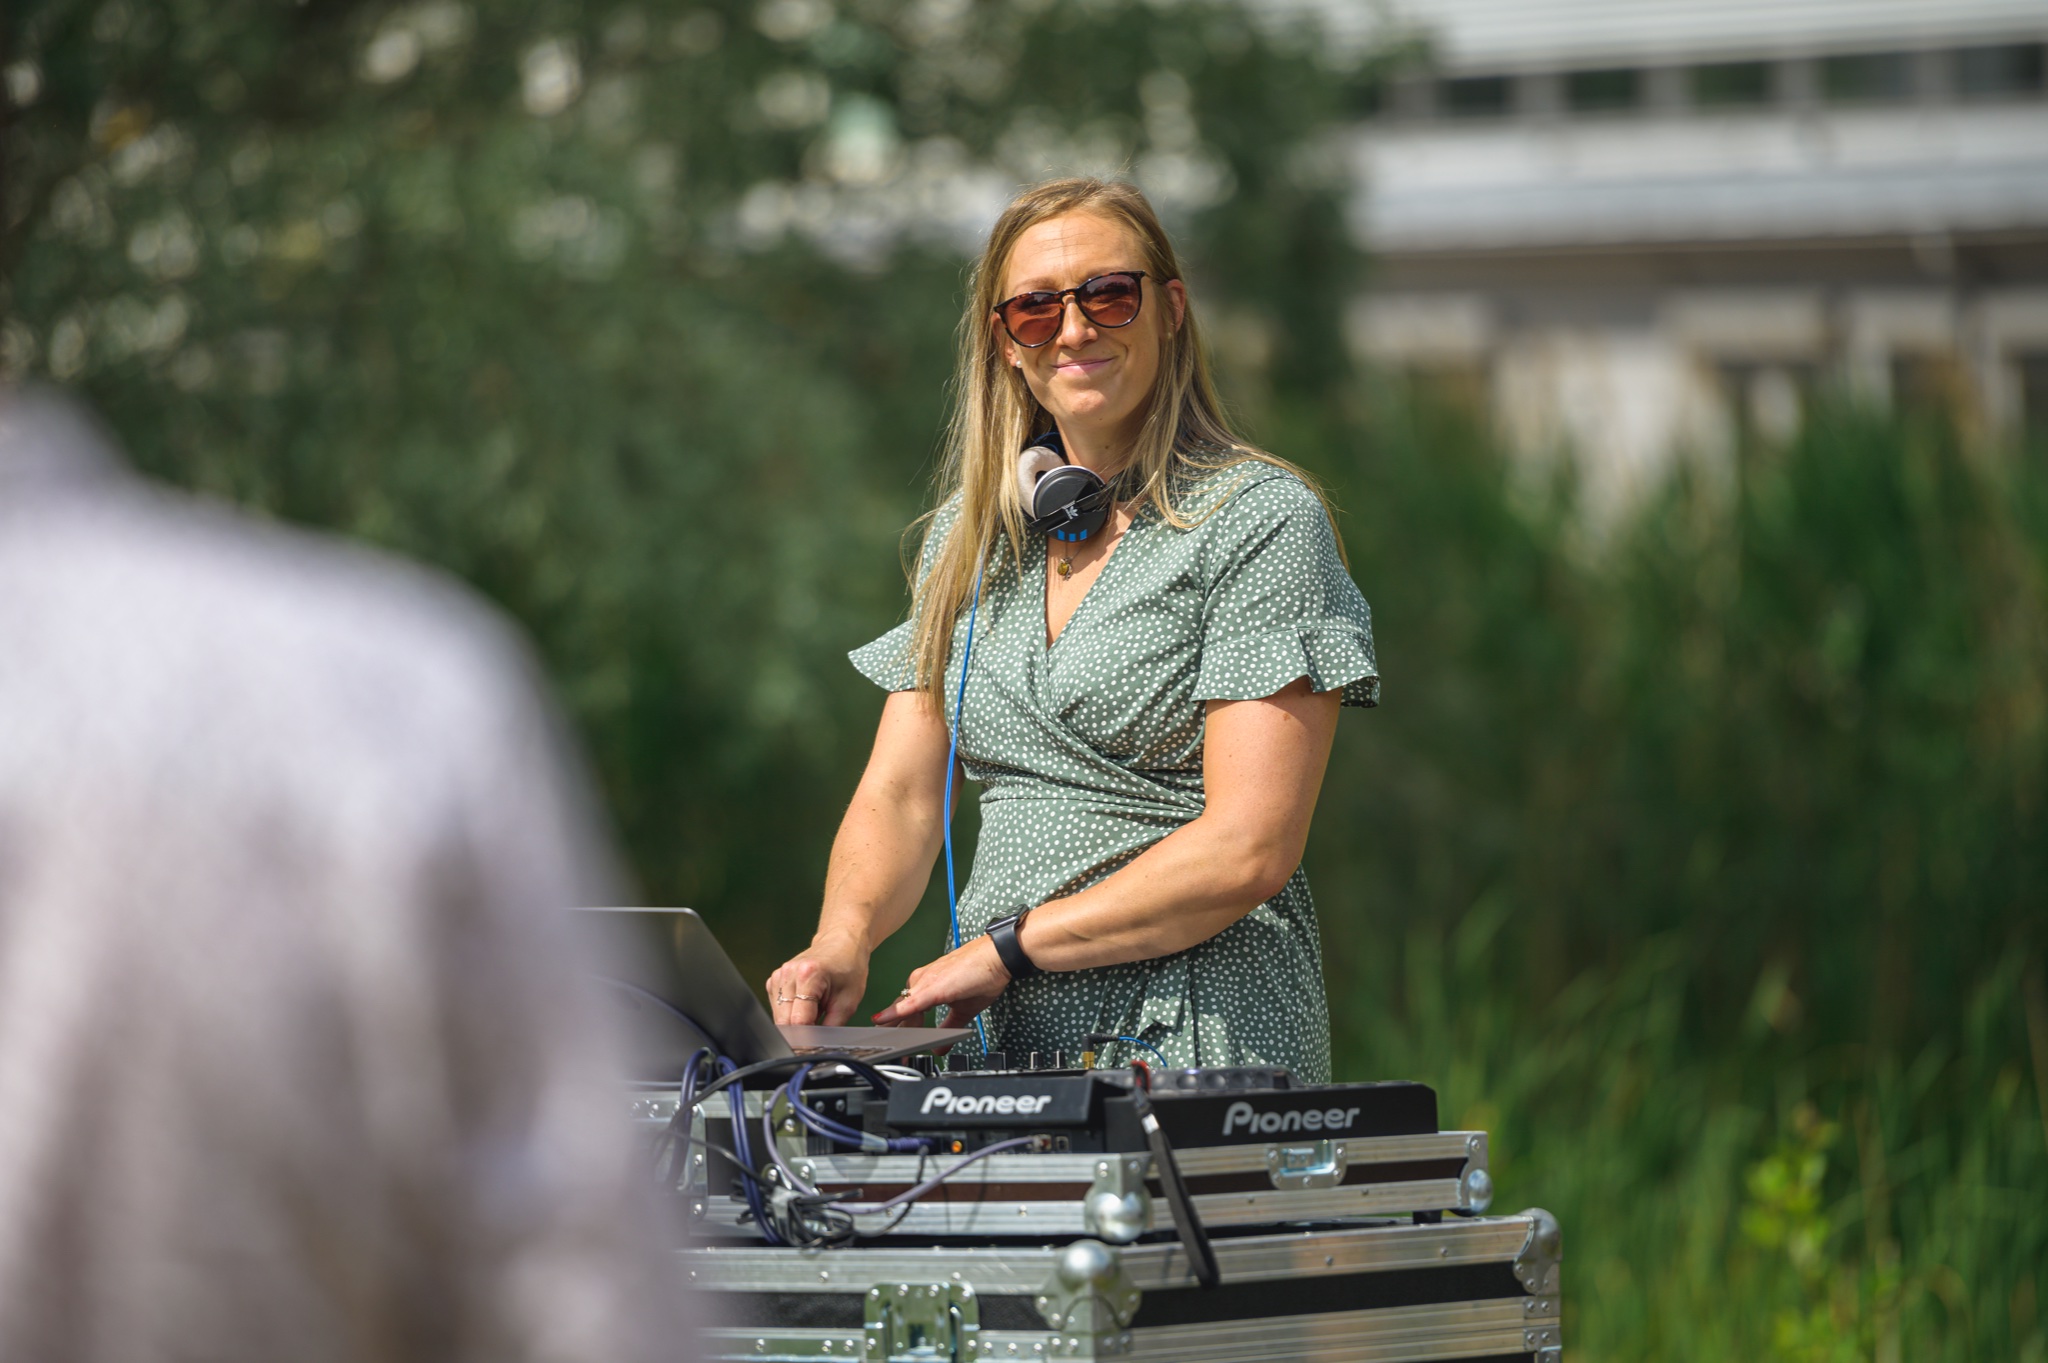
0,394,692,1362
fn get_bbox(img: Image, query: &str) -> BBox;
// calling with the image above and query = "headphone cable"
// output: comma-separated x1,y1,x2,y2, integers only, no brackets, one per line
942,555,990,1056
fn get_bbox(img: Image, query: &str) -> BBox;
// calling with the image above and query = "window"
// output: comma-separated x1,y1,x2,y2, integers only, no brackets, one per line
1955,43,2045,100
1822,51,1915,104
1691,60,1772,108
1440,74,1511,118
1566,67,1640,113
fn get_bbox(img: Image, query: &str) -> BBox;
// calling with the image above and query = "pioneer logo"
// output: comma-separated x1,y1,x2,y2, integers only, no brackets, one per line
1223,1101,1361,1137
920,1085,1055,1117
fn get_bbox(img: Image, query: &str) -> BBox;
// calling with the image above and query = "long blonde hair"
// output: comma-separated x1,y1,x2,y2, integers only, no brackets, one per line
907,177,1336,706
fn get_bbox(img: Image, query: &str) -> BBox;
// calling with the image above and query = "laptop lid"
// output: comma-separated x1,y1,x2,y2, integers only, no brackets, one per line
569,908,968,1079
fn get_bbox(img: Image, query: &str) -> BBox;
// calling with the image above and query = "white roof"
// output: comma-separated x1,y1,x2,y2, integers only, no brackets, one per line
1264,0,2048,70
1352,103,2048,252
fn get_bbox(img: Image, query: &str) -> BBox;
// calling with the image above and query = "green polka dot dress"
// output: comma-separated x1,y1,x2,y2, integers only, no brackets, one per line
850,461,1378,1083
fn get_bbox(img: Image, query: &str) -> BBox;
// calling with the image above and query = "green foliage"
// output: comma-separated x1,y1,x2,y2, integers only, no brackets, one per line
6,2,2046,1358
3,0,1373,965
1310,394,2048,1361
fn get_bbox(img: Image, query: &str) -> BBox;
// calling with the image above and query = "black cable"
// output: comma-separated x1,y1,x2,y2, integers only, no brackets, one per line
692,1052,896,1100
1130,1084,1220,1289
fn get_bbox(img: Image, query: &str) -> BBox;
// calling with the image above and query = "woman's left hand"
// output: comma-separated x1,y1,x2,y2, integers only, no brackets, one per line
871,936,1010,1030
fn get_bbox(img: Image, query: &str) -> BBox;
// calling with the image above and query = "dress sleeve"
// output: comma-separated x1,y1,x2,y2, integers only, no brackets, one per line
849,617,918,692
1192,470,1380,708
846,496,960,693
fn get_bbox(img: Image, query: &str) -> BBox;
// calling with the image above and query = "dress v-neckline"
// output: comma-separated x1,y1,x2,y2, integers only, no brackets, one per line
1041,513,1137,652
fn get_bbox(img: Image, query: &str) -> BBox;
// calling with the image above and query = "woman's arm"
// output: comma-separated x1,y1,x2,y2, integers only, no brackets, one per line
767,690,956,1026
872,677,1340,1028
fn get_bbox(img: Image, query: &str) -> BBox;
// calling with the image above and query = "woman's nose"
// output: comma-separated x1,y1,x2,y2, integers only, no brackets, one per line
1058,297,1096,349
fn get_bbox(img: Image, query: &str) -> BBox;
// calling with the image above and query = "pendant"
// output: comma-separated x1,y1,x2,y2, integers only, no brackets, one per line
1057,556,1073,578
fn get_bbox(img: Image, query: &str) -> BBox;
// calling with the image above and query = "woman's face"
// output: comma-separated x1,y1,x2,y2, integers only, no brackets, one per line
996,211,1185,459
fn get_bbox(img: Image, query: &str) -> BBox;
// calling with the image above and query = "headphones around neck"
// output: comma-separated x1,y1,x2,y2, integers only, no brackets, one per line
1016,429,1116,542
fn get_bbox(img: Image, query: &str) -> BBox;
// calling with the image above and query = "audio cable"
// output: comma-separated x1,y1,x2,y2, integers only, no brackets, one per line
942,555,990,1055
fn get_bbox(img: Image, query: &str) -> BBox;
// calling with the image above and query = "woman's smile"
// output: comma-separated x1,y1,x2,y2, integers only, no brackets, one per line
1053,355,1114,378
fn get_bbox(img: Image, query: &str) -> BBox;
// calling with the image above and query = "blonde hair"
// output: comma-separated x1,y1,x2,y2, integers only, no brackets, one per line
906,176,1337,706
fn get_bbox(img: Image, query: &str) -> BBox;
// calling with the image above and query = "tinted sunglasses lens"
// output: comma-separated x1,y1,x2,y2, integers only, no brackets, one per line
1002,296,1062,347
1078,274,1142,326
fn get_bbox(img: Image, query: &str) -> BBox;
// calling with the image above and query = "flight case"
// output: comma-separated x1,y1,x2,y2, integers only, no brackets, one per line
681,1208,1563,1363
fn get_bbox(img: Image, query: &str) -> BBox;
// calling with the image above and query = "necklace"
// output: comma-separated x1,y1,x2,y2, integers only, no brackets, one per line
1057,553,1073,578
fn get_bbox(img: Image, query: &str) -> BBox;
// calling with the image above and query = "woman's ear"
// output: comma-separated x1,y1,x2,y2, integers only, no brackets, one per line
1165,278,1187,333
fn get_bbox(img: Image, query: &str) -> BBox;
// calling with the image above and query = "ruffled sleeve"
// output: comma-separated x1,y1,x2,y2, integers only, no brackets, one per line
849,617,917,692
1192,469,1380,708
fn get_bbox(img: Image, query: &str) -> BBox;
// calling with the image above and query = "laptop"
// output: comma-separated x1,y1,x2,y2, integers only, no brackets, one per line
569,907,970,1080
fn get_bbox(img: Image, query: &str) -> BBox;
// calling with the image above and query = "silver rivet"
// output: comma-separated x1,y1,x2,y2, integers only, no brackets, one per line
1324,1255,1334,1266
753,1341,765,1354
869,1288,882,1299
819,1270,830,1282
1097,1162,1111,1176
1440,1247,1450,1258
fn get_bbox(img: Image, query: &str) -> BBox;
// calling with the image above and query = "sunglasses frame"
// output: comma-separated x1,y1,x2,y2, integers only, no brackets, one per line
993,270,1152,349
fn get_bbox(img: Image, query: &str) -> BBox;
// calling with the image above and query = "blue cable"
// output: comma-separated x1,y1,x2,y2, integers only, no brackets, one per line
782,1064,930,1154
719,1057,782,1245
1113,1035,1172,1069
942,557,990,1055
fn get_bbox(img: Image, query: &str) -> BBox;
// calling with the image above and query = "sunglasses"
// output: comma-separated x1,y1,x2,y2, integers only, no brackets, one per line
993,271,1150,349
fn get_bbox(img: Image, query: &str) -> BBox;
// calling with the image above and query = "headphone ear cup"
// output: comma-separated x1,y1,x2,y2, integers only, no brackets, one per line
1017,445,1067,511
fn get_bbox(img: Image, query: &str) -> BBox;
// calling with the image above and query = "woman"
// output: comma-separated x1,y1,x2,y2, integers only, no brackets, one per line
766,178,1376,1082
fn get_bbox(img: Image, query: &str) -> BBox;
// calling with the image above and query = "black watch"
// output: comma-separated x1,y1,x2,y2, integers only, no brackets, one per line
986,908,1042,982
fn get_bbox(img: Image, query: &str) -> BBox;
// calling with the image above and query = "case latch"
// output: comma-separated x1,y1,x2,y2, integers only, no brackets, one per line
1266,1138,1347,1189
863,1282,980,1362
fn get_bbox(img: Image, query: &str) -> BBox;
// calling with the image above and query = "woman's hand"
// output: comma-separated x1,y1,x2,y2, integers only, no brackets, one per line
870,936,1010,1031
767,931,869,1026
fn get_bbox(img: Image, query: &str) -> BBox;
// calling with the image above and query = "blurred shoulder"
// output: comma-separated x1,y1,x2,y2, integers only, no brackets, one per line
3,470,550,779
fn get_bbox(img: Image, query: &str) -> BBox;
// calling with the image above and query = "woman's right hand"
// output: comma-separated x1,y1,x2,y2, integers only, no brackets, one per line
767,932,870,1026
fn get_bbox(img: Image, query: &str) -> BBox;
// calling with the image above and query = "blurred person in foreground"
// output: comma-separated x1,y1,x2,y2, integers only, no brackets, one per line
0,390,696,1362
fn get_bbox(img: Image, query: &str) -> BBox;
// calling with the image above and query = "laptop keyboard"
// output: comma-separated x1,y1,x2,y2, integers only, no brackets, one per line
790,1043,916,1059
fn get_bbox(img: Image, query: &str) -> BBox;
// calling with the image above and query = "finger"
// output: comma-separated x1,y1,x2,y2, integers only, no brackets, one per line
938,999,990,1031
787,989,822,1027
821,991,862,1027
766,969,792,1024
871,985,920,1026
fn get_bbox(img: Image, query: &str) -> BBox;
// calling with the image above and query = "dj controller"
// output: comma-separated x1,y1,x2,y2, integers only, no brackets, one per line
637,1059,1493,1247
650,1056,1559,1363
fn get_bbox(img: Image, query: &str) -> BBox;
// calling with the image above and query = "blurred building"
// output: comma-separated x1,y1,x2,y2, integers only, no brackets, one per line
1305,0,2048,514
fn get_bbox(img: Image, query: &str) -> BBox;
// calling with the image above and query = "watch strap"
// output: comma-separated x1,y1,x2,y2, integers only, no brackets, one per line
987,908,1042,981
